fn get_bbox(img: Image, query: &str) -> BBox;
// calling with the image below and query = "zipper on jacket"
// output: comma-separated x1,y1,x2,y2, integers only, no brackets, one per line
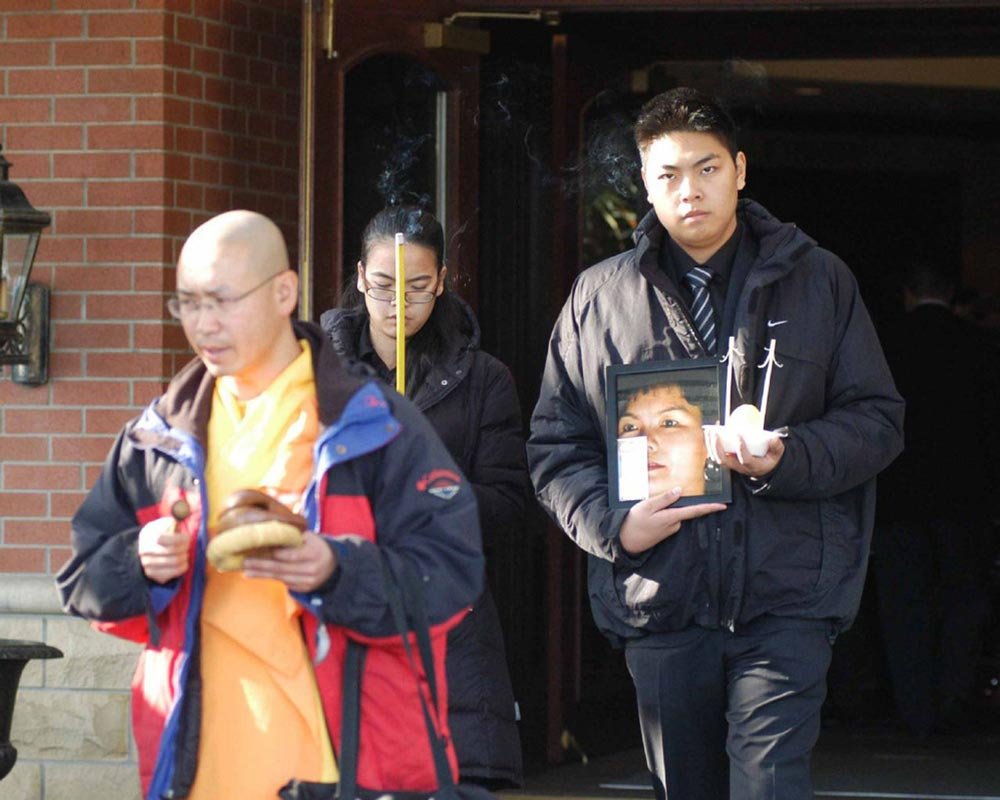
660,295,706,359
300,614,339,762
150,432,206,800
703,523,721,630
716,524,733,631
722,521,745,633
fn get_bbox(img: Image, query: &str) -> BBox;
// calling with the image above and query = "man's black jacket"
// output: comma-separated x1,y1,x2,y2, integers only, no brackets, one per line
528,200,904,645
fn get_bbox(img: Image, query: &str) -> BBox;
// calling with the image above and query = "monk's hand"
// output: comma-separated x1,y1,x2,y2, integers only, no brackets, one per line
138,516,192,584
710,432,785,478
242,532,337,593
618,487,727,556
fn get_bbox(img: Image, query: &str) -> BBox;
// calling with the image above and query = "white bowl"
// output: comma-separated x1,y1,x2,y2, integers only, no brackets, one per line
703,424,775,457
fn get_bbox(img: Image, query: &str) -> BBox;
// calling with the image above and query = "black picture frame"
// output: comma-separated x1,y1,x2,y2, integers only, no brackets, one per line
605,358,732,509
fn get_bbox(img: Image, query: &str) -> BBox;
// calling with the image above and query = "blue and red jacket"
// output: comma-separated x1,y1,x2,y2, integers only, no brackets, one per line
56,321,484,799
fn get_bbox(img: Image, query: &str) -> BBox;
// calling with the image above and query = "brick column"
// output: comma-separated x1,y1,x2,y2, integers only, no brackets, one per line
0,3,300,797
0,0,300,575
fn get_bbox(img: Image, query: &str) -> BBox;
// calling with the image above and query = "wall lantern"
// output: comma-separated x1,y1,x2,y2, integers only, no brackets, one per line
0,144,51,386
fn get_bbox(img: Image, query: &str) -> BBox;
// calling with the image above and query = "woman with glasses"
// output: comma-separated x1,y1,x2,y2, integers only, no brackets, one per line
320,204,526,790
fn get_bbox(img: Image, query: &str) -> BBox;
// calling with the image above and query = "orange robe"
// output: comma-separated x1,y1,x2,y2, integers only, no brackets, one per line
189,341,338,800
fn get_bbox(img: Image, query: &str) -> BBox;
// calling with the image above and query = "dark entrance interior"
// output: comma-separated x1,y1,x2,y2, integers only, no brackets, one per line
467,4,1000,769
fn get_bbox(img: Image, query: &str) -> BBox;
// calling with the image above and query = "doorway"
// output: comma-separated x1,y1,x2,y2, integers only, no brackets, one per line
342,55,448,284
470,2,1000,768
307,0,1000,772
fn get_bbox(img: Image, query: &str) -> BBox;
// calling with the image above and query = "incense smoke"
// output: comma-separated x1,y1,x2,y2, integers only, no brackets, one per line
375,131,432,208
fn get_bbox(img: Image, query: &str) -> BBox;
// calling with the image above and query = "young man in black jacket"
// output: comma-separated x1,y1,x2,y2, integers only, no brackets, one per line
528,88,904,800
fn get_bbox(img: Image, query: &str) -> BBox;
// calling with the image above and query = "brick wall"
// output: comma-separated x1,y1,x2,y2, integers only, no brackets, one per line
0,0,301,576
0,3,301,797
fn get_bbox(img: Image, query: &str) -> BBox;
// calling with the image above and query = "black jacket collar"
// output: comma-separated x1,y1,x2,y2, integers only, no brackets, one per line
319,297,480,412
633,199,815,292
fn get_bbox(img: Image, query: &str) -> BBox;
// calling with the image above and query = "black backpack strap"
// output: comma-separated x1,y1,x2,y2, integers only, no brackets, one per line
335,638,365,800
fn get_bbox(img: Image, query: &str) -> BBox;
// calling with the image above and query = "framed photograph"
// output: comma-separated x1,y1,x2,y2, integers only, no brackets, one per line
605,358,732,509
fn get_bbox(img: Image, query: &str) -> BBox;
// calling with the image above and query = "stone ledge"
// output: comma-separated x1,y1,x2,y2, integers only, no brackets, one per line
13,689,130,760
46,761,141,800
0,575,63,615
46,616,140,689
4,760,41,800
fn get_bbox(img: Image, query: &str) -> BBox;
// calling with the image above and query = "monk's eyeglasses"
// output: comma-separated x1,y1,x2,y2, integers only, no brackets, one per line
167,270,287,320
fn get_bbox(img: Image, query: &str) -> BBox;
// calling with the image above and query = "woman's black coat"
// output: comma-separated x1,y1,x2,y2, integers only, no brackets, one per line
320,299,526,788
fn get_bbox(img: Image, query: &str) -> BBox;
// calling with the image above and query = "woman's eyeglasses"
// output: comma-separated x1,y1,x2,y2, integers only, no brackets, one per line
363,285,437,305
360,272,438,305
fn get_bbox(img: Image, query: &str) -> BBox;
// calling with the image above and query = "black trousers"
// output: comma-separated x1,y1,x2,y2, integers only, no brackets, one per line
624,619,833,800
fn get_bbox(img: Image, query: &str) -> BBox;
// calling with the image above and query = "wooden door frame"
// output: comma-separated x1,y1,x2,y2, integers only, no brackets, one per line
301,1,481,320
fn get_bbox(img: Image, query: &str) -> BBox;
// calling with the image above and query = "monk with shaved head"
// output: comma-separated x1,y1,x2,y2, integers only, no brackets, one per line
58,210,484,800
175,210,300,398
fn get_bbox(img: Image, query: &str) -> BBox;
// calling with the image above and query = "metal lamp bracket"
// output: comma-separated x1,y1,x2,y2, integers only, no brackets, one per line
0,283,49,385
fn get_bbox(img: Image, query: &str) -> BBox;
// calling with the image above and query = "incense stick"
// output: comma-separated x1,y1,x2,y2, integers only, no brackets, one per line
394,233,406,393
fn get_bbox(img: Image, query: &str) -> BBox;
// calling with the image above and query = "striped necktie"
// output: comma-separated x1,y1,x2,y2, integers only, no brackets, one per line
684,266,717,355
